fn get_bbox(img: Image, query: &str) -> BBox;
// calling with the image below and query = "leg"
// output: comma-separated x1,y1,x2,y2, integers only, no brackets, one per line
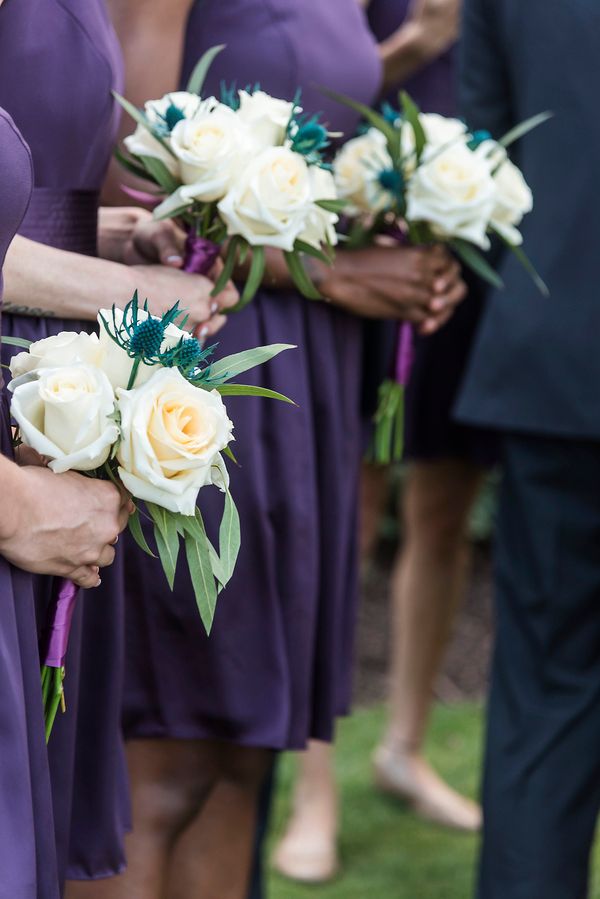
65,739,221,899
272,462,389,884
374,459,484,831
247,761,277,899
479,435,600,899
273,741,339,882
167,744,273,899
359,461,391,563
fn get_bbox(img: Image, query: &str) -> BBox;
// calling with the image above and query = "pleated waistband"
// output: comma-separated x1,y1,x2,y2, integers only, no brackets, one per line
19,188,99,257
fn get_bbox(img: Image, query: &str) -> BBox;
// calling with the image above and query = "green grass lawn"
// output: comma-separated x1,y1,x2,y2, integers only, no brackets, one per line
268,703,600,898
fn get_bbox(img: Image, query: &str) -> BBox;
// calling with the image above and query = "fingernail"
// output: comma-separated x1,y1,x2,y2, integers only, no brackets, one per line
434,279,447,292
210,301,219,315
199,325,209,339
430,297,447,311
166,254,183,266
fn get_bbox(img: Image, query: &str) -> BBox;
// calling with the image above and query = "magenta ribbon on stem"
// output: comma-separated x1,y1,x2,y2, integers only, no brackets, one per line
387,225,416,388
183,233,220,275
43,578,79,668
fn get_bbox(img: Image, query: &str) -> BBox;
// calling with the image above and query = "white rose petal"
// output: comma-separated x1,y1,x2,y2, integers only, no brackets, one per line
333,129,393,215
237,90,295,148
300,166,339,250
402,114,469,172
116,367,234,515
406,142,498,249
124,124,181,177
11,364,119,473
9,331,103,386
171,103,253,202
97,306,190,392
490,156,533,246
218,146,314,251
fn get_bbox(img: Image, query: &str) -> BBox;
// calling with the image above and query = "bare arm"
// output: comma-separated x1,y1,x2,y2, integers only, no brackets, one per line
379,0,461,94
103,0,195,206
2,233,235,335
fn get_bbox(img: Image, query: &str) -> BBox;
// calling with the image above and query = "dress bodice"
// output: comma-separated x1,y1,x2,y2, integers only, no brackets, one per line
0,109,33,310
367,0,457,115
0,0,123,191
182,0,382,137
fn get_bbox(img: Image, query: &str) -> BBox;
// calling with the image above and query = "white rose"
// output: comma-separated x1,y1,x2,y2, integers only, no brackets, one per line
124,92,208,177
406,142,498,248
489,155,533,246
333,129,393,215
237,90,295,148
10,364,119,473
402,114,468,165
97,306,190,392
300,166,339,249
116,367,233,515
218,146,314,251
9,331,102,384
169,103,252,202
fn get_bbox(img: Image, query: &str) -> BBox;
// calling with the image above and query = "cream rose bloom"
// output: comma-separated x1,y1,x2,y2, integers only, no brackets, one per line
300,166,339,249
169,103,251,203
402,114,468,172
218,146,314,251
333,129,393,215
124,92,206,177
488,152,533,245
9,331,102,384
406,142,497,248
10,364,119,473
237,90,294,148
116,368,233,515
97,306,190,392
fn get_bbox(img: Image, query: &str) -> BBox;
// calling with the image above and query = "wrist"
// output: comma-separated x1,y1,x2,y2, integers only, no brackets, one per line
0,458,27,544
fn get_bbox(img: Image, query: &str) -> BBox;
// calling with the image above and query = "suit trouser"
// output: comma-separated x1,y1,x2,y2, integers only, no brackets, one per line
478,434,600,899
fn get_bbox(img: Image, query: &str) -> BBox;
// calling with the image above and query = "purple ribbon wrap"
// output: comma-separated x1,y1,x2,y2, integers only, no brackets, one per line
396,321,415,387
43,578,79,668
183,234,220,275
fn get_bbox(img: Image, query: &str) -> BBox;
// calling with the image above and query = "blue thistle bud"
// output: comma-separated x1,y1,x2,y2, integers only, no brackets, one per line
165,103,186,131
292,121,329,155
378,167,404,198
129,317,165,358
468,129,492,150
177,337,203,369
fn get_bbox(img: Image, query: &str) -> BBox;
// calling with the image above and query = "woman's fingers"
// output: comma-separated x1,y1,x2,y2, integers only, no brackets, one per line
70,566,101,589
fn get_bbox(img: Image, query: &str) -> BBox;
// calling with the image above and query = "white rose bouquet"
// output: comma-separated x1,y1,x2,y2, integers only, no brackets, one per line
114,46,343,308
328,89,550,463
4,293,293,737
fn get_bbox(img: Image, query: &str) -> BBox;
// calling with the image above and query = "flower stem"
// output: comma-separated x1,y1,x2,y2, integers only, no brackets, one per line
127,357,141,391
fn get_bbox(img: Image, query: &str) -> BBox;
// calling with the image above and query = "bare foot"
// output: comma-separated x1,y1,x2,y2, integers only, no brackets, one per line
272,748,339,883
372,744,482,832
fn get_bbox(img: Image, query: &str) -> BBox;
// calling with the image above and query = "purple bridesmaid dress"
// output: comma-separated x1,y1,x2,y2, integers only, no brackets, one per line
365,0,497,465
0,0,130,885
122,0,382,750
0,108,59,899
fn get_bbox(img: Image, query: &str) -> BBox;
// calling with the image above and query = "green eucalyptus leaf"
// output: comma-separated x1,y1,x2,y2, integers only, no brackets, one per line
128,508,156,558
183,510,218,634
139,155,180,193
207,344,295,383
293,239,332,266
284,251,322,300
219,490,241,586
0,336,32,349
215,384,296,404
114,147,155,182
491,227,549,297
320,87,399,155
231,245,265,311
186,44,226,95
223,445,239,465
400,91,427,162
450,239,505,290
147,503,180,589
499,111,553,149
315,198,347,214
211,237,241,297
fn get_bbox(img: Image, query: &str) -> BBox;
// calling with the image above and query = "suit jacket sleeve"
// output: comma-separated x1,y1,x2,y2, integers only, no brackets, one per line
459,0,514,138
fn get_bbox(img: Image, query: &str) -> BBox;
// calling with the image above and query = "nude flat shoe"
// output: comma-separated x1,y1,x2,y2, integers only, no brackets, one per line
372,744,482,833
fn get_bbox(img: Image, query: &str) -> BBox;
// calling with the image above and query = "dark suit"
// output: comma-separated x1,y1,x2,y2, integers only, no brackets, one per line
456,2,600,897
